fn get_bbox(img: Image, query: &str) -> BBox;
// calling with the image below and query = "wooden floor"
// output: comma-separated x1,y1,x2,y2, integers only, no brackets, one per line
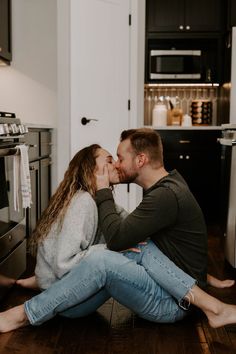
1,224,236,354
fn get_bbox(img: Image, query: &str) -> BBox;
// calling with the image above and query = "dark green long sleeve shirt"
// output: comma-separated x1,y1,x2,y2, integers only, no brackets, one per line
95,170,208,288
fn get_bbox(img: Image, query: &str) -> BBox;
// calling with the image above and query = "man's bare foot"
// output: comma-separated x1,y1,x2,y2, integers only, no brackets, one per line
0,305,29,333
207,274,235,289
16,276,39,290
205,301,236,328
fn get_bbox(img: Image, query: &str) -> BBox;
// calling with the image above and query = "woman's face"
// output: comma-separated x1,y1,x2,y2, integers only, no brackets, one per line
95,148,120,185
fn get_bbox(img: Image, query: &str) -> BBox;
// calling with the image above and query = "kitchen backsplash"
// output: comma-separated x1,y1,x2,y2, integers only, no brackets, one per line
144,85,219,126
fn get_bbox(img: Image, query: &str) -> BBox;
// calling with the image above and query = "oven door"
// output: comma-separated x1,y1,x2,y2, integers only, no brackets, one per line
0,147,26,298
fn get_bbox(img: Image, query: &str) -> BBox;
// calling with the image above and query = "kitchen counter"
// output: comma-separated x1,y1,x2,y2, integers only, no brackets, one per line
145,125,222,130
24,123,54,129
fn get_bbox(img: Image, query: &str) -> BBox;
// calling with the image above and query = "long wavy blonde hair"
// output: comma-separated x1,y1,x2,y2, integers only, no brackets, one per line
30,144,101,245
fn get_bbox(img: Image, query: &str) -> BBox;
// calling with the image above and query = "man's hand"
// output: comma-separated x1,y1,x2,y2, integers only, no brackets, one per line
96,164,110,190
120,242,147,253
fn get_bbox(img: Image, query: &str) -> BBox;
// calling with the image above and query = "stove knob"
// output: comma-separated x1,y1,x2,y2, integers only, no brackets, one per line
4,124,10,134
18,124,23,134
10,124,17,134
15,124,20,134
19,124,25,134
0,124,6,135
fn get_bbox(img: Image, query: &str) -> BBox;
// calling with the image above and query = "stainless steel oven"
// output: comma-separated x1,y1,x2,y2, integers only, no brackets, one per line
0,114,28,299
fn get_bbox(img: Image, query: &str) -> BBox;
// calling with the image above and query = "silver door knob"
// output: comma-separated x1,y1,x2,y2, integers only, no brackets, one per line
186,25,190,30
179,25,184,30
81,117,98,125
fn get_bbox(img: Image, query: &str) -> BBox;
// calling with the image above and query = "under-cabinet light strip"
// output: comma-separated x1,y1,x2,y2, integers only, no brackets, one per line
145,83,220,87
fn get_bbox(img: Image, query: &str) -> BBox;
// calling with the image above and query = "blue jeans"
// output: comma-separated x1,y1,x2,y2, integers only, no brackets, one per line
24,241,196,325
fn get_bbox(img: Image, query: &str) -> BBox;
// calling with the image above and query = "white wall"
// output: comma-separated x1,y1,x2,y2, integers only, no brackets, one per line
0,0,57,126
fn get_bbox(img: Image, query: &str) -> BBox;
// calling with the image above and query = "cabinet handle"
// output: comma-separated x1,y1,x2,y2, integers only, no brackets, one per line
28,144,38,148
185,155,190,159
30,166,35,171
8,234,12,241
179,140,191,144
186,25,190,30
0,47,2,52
179,155,184,159
179,25,184,30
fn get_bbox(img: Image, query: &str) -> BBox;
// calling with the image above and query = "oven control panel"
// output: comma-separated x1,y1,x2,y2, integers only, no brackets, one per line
0,118,28,138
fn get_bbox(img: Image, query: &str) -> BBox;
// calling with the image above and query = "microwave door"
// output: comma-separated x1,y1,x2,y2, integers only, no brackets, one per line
150,50,201,80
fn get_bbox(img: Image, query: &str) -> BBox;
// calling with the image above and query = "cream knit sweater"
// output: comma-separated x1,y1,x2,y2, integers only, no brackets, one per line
35,191,100,290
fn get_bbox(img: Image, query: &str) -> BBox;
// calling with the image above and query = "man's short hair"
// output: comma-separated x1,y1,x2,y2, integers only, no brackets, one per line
120,128,164,166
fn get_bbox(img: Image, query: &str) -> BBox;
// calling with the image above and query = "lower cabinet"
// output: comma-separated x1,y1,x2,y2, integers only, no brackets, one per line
157,129,222,223
25,128,52,238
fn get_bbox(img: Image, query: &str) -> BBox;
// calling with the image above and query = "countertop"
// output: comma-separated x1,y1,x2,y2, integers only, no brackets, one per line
24,123,54,129
145,125,222,130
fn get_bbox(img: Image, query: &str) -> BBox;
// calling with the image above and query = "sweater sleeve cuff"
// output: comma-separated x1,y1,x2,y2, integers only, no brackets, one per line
95,188,113,206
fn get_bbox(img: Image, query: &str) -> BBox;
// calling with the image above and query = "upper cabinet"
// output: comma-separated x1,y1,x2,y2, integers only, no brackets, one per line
146,0,224,34
0,0,11,64
228,0,236,28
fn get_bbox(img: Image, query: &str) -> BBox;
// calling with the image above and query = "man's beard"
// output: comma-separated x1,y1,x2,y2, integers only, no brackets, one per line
118,171,138,184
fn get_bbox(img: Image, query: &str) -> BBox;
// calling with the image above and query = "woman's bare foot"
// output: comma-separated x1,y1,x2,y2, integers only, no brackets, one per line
207,274,235,289
16,276,39,290
0,305,29,333
205,301,236,328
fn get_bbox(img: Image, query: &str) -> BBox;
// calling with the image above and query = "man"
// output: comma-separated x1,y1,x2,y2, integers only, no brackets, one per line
1,129,236,332
95,128,207,287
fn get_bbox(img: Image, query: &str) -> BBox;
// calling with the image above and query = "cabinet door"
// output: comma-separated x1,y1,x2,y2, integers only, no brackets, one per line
25,131,40,162
40,131,52,158
228,0,236,28
146,0,223,33
185,0,223,32
40,158,51,215
27,161,40,237
159,130,221,222
146,0,184,32
0,0,11,62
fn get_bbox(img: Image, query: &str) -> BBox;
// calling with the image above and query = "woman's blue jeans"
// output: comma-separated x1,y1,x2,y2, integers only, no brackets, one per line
24,241,196,325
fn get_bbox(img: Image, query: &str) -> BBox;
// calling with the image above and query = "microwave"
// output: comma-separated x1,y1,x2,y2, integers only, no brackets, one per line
149,49,202,80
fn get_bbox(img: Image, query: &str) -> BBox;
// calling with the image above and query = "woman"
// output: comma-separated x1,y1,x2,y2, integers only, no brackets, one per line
18,144,126,291
0,144,234,332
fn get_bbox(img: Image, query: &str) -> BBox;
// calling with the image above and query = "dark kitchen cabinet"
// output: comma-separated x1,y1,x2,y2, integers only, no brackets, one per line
0,0,11,63
146,0,223,33
227,0,236,28
157,129,222,223
25,129,52,237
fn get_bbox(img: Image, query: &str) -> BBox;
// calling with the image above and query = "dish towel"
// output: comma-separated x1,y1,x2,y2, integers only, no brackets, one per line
13,144,32,211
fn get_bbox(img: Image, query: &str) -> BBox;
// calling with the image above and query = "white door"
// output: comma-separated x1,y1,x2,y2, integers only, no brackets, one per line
70,0,131,209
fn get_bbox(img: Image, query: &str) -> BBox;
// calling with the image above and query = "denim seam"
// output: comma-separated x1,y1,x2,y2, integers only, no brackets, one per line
106,269,178,318
145,248,196,301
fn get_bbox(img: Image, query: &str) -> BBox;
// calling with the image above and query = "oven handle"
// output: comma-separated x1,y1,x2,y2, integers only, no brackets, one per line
0,147,20,157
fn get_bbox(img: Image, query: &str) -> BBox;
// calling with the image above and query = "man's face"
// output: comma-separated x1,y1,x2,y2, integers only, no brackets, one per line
116,139,139,184
95,148,120,184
